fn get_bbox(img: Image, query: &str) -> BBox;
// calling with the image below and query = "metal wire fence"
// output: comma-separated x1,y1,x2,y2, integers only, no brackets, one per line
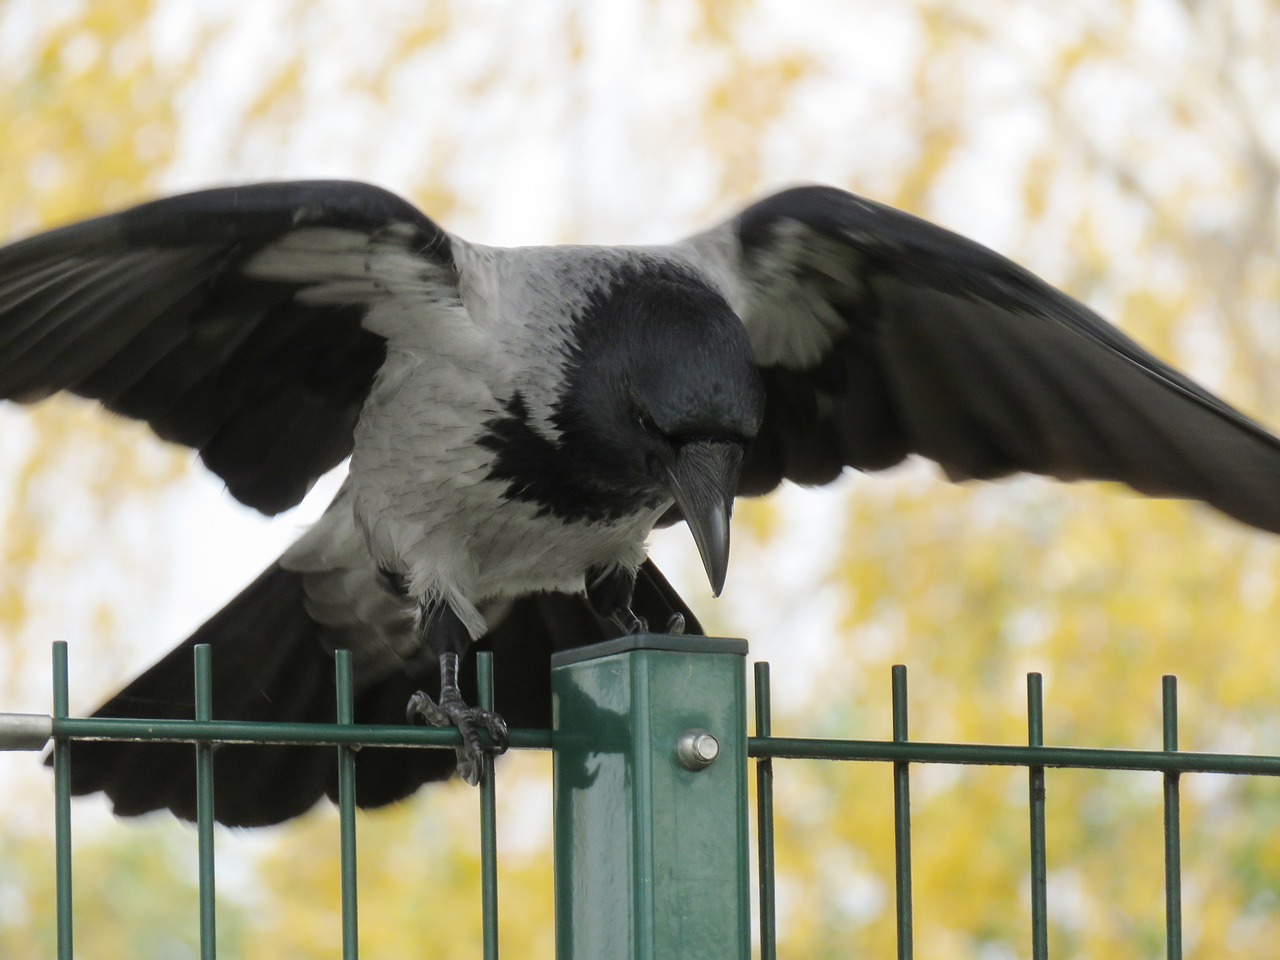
5,636,1280,958
749,663,1280,960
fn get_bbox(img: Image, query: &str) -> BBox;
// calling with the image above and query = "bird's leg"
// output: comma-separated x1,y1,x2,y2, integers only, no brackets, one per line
405,602,508,786
587,564,647,634
586,564,686,637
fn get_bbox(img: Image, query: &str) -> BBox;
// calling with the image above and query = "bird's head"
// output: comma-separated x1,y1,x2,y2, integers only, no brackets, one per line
560,261,765,596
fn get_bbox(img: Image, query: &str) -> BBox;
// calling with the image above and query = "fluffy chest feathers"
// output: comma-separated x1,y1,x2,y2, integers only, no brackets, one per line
345,243,685,634
349,352,665,635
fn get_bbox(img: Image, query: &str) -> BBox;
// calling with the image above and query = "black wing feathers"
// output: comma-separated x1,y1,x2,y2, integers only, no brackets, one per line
730,185,1280,534
0,181,451,515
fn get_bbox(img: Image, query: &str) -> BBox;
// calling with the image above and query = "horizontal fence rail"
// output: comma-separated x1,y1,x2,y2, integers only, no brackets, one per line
747,733,1280,775
3,638,1279,958
30,716,553,749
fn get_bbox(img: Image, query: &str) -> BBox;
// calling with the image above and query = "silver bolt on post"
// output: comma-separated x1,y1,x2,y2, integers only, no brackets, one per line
677,729,720,770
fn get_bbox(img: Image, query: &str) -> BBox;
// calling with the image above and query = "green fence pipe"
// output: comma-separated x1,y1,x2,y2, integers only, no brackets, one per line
753,662,777,960
478,652,500,960
41,715,551,749
52,641,73,960
891,665,914,960
749,737,1280,776
1163,676,1182,960
336,650,359,960
1027,673,1048,960
194,644,216,960
551,635,750,960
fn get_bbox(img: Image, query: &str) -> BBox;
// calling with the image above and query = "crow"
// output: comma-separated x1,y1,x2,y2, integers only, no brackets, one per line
3,181,1279,825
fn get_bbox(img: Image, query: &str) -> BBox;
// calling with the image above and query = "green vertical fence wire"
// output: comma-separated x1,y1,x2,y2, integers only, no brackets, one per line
52,641,73,960
891,665,913,960
1027,673,1048,960
1163,676,1182,960
754,662,777,960
336,649,360,960
477,651,500,960
194,644,216,960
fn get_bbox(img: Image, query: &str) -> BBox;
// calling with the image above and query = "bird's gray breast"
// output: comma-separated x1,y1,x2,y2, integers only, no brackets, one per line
346,344,662,627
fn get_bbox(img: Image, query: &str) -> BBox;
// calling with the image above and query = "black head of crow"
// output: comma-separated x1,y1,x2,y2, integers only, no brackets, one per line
4,179,1280,823
548,265,766,596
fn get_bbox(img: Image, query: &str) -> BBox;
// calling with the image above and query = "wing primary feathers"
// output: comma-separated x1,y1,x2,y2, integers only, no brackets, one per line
710,183,1280,534
0,180,457,515
0,259,127,356
1,250,220,402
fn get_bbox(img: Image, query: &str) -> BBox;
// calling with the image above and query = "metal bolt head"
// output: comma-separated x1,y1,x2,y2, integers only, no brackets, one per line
676,729,720,770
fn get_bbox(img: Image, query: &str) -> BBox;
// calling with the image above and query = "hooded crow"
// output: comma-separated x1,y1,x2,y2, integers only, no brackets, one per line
4,181,1280,824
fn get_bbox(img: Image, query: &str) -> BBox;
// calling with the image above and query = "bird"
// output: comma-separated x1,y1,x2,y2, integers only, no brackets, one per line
4,179,1280,826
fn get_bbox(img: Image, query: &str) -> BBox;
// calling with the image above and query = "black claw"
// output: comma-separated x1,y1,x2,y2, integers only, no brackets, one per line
623,608,649,635
483,712,510,753
406,689,447,726
406,689,509,787
665,612,686,635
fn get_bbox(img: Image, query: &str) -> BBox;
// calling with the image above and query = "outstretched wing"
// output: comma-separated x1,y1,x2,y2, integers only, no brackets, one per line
686,184,1280,534
0,180,456,514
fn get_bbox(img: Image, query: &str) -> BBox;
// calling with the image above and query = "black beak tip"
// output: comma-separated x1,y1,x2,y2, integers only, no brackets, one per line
661,439,741,601
692,504,730,599
708,557,727,598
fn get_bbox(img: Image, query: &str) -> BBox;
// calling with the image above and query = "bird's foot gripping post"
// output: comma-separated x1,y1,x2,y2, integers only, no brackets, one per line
407,651,509,786
406,671,509,786
551,634,750,960
617,611,688,637
407,600,510,785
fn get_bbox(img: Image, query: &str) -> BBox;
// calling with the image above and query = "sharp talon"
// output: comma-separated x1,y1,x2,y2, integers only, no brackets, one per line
406,690,449,727
456,723,484,786
625,615,649,635
483,712,510,754
404,689,508,785
665,612,686,635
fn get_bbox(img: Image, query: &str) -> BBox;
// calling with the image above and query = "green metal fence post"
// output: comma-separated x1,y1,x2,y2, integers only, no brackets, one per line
551,634,750,960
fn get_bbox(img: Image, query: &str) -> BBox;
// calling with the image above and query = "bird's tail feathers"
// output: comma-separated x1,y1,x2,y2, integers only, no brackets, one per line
49,557,700,826
51,561,451,825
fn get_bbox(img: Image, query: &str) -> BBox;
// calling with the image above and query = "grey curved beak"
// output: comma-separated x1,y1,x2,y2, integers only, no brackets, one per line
661,440,743,597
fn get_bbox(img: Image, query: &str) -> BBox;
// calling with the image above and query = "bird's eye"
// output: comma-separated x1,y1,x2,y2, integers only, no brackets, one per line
636,409,658,434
